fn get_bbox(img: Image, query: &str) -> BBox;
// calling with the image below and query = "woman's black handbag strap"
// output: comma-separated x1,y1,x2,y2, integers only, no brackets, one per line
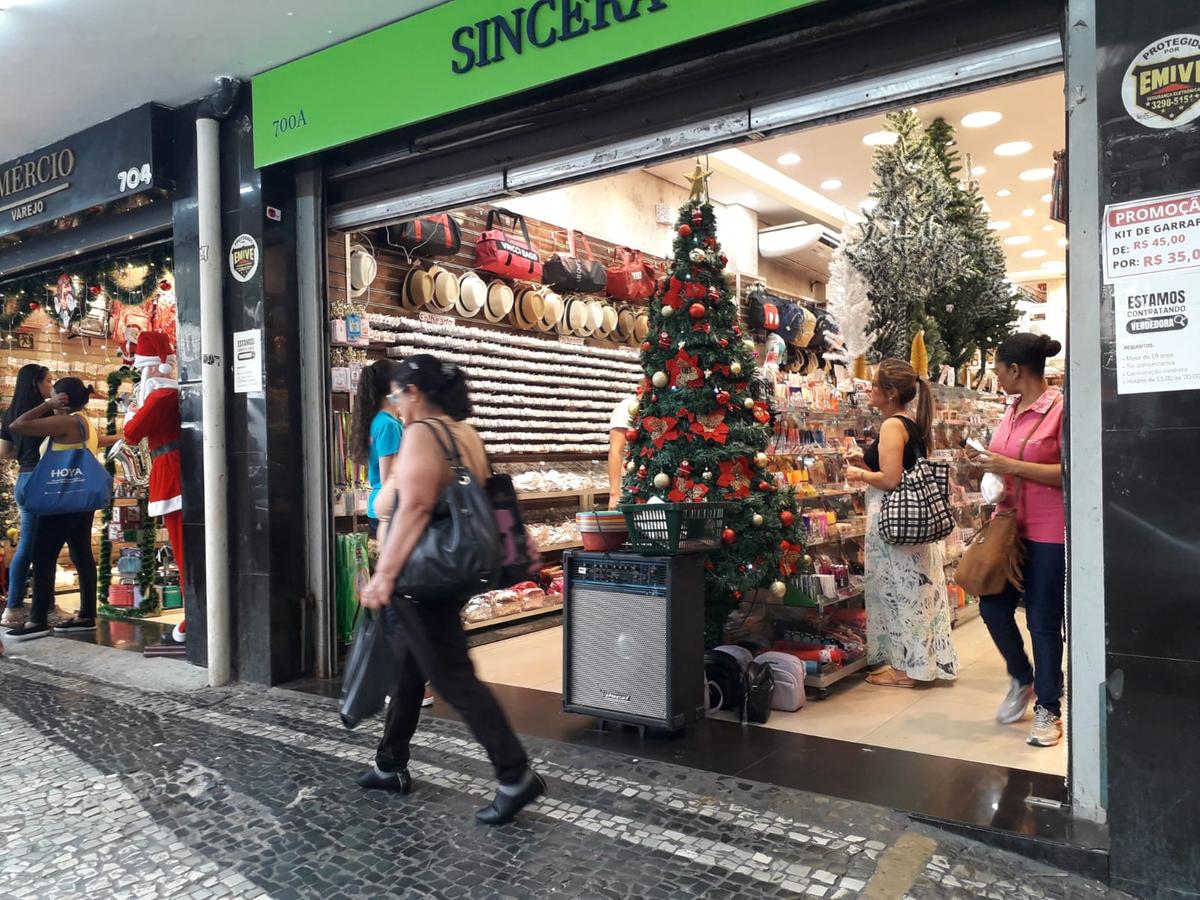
414,418,464,470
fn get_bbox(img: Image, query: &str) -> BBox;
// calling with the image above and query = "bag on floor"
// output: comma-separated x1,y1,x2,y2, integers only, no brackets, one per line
23,417,112,515
392,419,499,604
705,649,746,713
754,651,808,712
339,606,404,729
742,659,776,724
878,457,954,545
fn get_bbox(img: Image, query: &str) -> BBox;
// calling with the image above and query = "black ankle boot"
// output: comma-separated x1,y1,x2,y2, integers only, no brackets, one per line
475,771,546,825
357,765,412,793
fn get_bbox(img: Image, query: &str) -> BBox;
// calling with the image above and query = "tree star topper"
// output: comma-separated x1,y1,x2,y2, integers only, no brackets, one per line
686,161,713,204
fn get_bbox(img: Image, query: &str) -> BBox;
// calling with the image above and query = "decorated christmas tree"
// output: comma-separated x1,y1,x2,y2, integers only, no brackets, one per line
925,117,1020,370
846,108,967,365
621,165,807,644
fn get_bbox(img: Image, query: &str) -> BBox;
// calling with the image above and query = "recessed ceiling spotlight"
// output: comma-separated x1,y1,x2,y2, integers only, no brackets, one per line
1057,238,1069,247
777,153,802,166
1041,260,1066,271
860,198,879,212
1041,193,1053,203
994,141,1033,157
1020,167,1055,181
996,189,1013,198
862,131,899,147
972,166,987,176
1004,235,1032,246
1043,224,1056,232
961,111,1003,128
820,179,843,190
1022,249,1047,259
988,221,1012,231
1021,208,1036,218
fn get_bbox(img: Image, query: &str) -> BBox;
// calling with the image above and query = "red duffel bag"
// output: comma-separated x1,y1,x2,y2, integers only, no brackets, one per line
475,209,543,282
607,247,657,302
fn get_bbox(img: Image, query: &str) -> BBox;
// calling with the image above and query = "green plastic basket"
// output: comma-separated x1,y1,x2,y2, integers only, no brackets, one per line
620,503,731,555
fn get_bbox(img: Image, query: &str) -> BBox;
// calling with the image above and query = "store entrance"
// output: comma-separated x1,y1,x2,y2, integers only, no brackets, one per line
324,69,1071,822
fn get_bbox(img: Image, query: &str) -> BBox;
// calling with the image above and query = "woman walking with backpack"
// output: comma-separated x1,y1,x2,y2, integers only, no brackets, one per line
358,354,543,825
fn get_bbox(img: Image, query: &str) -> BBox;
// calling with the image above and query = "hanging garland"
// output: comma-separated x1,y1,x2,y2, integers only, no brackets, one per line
97,367,160,620
0,244,172,334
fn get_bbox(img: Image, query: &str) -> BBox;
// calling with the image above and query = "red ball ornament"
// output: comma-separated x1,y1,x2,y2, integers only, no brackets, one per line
89,285,102,296
718,338,729,349
704,237,718,249
626,428,640,443
780,540,791,551
640,341,651,353
733,325,742,337
733,591,743,600
721,528,737,545
716,390,730,406
691,208,704,224
738,564,747,574
779,510,795,527
158,280,172,292
759,481,772,492
678,224,693,237
688,302,706,320
28,302,39,311
720,254,729,266
707,286,721,302
651,394,658,402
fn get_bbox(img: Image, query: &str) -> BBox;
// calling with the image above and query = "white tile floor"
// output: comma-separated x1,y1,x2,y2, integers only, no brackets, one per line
469,612,1068,777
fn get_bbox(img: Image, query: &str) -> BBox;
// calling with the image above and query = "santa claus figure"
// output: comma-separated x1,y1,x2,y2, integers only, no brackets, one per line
123,331,185,643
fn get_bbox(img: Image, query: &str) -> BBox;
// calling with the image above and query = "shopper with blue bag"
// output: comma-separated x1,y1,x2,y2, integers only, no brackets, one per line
4,378,113,641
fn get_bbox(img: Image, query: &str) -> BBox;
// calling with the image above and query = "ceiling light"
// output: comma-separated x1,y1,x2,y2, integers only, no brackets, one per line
1057,238,1069,247
820,179,843,190
777,153,802,166
995,141,1033,156
1004,235,1032,245
862,131,899,147
1043,224,1056,232
971,166,987,176
1022,208,1036,218
996,189,1012,198
1022,249,1047,259
1020,167,1055,181
1041,193,1053,203
860,199,879,212
1042,260,1066,270
961,111,1003,128
988,221,1011,231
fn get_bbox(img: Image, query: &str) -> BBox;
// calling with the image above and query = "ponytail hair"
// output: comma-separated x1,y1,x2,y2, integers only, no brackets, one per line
53,377,92,412
996,332,1062,377
393,353,473,421
350,359,400,465
875,357,936,450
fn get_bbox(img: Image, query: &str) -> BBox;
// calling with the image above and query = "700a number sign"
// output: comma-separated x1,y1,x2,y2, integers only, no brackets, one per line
273,109,308,138
118,164,153,193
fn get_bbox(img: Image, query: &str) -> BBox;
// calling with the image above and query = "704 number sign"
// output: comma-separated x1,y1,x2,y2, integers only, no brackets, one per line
118,163,153,193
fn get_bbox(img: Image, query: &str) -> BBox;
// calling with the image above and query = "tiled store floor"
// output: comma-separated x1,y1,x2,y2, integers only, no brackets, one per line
470,613,1068,777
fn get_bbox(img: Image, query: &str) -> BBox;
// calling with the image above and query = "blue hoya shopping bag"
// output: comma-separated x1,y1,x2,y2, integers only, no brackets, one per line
24,421,113,515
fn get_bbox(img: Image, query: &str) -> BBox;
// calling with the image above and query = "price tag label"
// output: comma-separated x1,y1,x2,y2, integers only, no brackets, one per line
1104,189,1200,281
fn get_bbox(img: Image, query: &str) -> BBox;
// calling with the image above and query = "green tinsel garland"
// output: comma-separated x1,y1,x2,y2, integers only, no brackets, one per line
97,367,160,620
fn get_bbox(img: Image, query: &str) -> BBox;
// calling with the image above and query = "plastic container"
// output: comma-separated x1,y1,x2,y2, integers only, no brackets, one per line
576,510,627,551
620,502,730,555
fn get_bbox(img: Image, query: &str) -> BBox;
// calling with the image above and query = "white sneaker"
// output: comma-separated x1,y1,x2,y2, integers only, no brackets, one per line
1027,705,1064,747
997,678,1035,725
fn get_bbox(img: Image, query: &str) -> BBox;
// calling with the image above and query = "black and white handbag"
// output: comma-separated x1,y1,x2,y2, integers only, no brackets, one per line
878,455,955,546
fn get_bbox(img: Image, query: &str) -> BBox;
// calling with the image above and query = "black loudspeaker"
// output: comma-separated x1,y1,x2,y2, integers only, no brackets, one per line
562,551,706,732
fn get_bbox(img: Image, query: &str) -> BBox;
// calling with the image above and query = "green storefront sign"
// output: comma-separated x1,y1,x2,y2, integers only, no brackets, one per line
252,0,823,168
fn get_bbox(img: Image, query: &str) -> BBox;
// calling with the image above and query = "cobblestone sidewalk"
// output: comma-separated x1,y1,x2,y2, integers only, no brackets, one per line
0,659,1127,899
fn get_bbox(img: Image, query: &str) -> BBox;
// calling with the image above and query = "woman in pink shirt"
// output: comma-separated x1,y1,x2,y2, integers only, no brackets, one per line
976,334,1066,749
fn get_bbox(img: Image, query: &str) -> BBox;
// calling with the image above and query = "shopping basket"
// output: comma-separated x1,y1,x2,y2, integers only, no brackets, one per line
620,502,731,555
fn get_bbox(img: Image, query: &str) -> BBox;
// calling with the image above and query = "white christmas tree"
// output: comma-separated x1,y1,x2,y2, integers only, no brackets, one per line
825,226,876,367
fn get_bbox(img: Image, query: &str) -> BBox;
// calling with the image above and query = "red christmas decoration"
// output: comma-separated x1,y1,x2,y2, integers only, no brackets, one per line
640,415,680,450
718,338,729,349
658,332,672,349
691,322,711,334
665,348,704,388
684,281,707,300
662,277,685,310
28,302,39,311
677,224,693,237
625,427,640,443
779,510,795,527
678,459,693,476
721,528,736,545
706,286,721,302
640,341,651,352
668,477,710,503
688,302,706,320
691,208,704,225
638,464,648,478
738,564,747,574
691,411,730,445
715,390,730,406
752,401,771,425
89,285,102,296
759,481,773,492
717,458,752,498
720,254,729,267
158,280,172,293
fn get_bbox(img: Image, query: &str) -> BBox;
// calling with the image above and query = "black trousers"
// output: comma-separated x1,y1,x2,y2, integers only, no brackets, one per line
376,596,528,784
31,510,96,626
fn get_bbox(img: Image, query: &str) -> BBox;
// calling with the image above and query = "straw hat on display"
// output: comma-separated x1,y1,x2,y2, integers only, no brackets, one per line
348,243,378,299
537,288,564,332
457,271,487,317
511,286,545,330
632,309,651,345
581,298,604,337
483,279,515,323
556,296,589,336
596,302,619,340
402,267,435,310
427,265,459,313
614,305,636,343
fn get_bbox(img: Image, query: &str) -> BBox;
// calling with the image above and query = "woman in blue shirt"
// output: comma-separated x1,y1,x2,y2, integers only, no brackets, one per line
351,360,403,541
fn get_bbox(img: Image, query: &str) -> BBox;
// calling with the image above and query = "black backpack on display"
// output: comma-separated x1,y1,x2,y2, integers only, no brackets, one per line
742,659,776,725
704,649,746,713
747,285,781,332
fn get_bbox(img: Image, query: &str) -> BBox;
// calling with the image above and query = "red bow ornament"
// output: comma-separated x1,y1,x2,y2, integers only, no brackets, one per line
717,458,752,499
668,477,710,503
639,415,680,451
690,410,730,444
666,349,705,388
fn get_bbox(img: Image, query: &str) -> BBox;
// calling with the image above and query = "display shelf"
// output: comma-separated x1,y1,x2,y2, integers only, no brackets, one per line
464,603,563,632
794,486,865,501
806,656,869,699
538,540,584,555
952,602,982,627
805,528,867,547
518,488,607,503
112,498,142,507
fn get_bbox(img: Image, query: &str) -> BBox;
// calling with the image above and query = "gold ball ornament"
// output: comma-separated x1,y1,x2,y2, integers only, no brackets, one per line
743,340,756,352
653,472,671,489
626,460,636,473
628,401,638,417
731,361,743,376
770,580,788,598
752,514,764,526
743,397,755,410
6,527,17,541
652,371,669,388
754,452,769,468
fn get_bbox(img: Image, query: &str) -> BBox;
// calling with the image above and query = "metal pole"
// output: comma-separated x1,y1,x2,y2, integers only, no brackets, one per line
196,116,231,687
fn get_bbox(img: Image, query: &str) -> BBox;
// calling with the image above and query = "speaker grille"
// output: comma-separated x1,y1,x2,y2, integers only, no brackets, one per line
567,586,668,718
